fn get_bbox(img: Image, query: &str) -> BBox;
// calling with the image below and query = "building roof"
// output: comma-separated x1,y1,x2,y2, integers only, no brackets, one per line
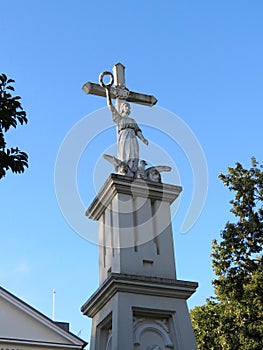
0,286,87,349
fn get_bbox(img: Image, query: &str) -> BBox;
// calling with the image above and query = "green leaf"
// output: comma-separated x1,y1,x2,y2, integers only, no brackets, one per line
6,85,15,91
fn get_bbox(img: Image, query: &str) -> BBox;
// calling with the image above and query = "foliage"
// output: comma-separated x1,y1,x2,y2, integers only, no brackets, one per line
190,298,223,350
191,158,263,350
0,73,28,179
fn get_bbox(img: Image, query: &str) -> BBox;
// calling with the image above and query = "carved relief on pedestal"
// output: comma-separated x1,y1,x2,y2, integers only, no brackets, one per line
105,329,112,350
147,345,162,350
133,316,174,349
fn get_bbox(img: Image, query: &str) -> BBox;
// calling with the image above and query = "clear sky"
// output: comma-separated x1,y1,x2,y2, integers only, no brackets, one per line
1,0,263,341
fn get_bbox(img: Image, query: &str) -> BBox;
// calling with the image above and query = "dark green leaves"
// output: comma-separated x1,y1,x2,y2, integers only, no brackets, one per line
191,159,263,350
0,148,28,178
0,73,28,179
213,159,263,301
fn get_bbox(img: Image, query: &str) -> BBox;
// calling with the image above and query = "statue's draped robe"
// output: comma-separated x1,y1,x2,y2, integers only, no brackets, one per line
110,105,141,168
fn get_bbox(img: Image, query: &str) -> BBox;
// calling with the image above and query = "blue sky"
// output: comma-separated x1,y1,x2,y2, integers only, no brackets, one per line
1,0,263,340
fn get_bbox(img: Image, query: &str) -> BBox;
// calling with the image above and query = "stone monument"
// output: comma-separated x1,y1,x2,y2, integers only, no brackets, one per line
81,63,198,349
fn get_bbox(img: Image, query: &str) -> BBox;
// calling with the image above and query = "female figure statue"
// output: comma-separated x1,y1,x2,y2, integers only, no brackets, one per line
104,86,148,173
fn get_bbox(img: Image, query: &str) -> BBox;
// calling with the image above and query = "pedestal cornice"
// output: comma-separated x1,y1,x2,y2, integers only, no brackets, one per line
86,174,182,221
81,273,198,318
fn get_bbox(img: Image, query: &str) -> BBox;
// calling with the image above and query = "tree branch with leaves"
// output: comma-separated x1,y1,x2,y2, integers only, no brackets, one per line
0,73,28,179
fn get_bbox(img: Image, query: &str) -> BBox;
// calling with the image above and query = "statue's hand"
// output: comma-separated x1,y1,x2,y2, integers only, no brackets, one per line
143,139,149,146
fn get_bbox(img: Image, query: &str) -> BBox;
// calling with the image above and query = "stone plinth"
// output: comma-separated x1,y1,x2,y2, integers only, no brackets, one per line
86,174,182,284
83,174,198,350
81,274,198,350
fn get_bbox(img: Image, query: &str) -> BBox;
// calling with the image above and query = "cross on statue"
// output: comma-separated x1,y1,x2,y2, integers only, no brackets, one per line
82,62,157,111
82,63,171,182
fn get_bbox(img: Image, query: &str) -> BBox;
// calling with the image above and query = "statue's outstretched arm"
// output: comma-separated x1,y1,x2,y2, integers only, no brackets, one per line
105,87,113,107
105,87,119,123
137,130,149,145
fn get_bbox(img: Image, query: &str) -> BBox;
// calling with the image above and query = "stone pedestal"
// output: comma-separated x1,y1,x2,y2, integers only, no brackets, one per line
82,174,198,350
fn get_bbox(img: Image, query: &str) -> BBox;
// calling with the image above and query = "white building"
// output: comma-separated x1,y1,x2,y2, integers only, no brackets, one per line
0,286,87,350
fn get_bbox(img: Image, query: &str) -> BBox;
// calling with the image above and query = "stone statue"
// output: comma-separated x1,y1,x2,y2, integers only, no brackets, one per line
83,64,172,182
102,74,148,173
135,160,148,180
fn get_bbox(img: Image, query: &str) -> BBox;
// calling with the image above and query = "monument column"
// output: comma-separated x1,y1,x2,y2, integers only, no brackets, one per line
81,64,198,350
81,176,198,350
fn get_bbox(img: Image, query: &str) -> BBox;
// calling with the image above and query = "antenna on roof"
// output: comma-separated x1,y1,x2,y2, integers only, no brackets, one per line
52,289,56,321
77,328,83,337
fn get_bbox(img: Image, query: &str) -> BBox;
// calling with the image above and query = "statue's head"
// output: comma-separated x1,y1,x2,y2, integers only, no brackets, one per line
120,102,131,116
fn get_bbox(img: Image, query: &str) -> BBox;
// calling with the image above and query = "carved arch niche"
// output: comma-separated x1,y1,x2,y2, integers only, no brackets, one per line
133,311,176,350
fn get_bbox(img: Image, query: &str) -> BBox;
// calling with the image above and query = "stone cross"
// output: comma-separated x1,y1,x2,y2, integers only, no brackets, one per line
82,62,157,111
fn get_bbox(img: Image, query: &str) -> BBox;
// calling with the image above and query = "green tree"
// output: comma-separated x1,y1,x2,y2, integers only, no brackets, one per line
190,298,223,350
0,73,28,179
191,158,263,350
